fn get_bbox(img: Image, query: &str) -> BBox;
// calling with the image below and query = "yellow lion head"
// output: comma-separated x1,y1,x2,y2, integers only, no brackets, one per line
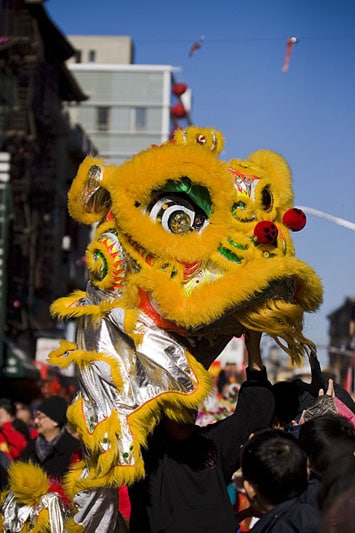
65,126,323,365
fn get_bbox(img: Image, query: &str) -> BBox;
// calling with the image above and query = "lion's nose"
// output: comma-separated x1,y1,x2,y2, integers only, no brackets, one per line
253,221,278,244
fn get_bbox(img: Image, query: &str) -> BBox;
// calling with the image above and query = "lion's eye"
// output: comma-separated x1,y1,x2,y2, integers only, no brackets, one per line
148,194,208,235
261,186,273,211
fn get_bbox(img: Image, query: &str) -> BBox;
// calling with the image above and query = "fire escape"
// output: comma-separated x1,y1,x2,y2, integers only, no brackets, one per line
0,1,91,389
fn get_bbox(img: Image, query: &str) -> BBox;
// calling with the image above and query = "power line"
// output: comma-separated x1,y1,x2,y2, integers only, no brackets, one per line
135,35,355,44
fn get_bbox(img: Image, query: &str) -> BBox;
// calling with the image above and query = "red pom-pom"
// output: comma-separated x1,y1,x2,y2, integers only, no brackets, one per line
283,208,306,231
253,221,278,244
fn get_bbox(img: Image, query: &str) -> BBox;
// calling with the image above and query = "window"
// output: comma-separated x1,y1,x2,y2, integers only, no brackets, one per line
88,50,96,63
135,107,147,131
96,106,110,131
74,50,82,63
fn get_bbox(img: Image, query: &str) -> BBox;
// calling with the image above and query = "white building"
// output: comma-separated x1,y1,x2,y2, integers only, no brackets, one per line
65,36,189,166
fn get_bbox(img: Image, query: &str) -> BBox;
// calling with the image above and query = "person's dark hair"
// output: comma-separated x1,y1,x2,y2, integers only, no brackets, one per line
0,398,16,418
272,381,302,426
240,428,308,505
298,413,355,473
12,418,30,442
16,403,34,419
318,447,355,512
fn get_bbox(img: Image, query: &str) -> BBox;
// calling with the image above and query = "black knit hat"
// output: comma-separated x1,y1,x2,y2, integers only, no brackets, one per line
37,396,68,427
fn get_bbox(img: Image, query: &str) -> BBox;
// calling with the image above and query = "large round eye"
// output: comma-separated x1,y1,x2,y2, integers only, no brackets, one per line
261,187,273,211
148,194,208,234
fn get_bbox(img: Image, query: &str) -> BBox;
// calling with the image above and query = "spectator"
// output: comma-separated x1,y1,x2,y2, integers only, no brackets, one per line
298,412,355,476
318,445,355,513
217,361,242,400
0,398,28,459
19,395,81,480
300,378,355,428
0,451,10,491
128,330,275,533
319,451,355,533
271,359,354,434
239,428,320,532
16,402,38,439
12,418,30,443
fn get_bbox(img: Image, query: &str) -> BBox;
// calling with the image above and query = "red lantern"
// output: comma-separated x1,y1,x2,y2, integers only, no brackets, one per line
172,82,188,96
171,103,187,119
282,208,306,231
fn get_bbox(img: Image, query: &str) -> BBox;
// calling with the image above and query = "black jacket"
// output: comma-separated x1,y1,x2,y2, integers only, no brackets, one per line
19,429,80,480
129,367,275,533
249,479,321,533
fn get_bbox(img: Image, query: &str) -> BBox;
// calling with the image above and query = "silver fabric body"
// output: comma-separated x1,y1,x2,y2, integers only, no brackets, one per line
74,281,198,467
71,282,199,531
1,492,69,533
74,486,128,532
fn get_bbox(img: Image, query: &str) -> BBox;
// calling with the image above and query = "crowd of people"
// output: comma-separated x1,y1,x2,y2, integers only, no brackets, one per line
0,330,354,532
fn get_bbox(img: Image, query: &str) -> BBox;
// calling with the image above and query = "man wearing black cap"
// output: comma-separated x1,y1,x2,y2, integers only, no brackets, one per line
20,395,81,480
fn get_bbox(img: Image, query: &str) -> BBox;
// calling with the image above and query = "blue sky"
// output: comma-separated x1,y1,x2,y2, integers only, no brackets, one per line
46,0,355,366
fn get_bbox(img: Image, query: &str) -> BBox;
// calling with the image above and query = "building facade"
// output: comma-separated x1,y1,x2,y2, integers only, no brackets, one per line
0,0,95,394
66,35,191,166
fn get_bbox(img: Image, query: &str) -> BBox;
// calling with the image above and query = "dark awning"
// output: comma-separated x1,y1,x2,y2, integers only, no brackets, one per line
2,338,40,379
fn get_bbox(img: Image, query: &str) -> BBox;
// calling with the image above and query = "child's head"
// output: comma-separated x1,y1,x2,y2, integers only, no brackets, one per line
240,428,308,512
298,413,355,473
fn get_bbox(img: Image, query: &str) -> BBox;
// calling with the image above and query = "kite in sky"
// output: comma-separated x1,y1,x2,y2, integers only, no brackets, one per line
189,35,205,57
282,36,299,72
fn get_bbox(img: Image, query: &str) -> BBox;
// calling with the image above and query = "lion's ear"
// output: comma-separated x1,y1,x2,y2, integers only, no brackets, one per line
68,157,112,224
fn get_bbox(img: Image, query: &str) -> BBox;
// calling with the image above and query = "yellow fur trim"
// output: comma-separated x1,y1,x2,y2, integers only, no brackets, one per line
62,459,86,501
47,340,77,368
65,517,84,533
235,299,317,365
124,256,322,328
50,292,126,322
8,462,50,506
30,508,50,533
49,346,123,391
50,291,89,320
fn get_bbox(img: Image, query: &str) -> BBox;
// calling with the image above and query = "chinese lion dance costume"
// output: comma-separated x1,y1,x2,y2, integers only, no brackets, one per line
0,126,323,531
